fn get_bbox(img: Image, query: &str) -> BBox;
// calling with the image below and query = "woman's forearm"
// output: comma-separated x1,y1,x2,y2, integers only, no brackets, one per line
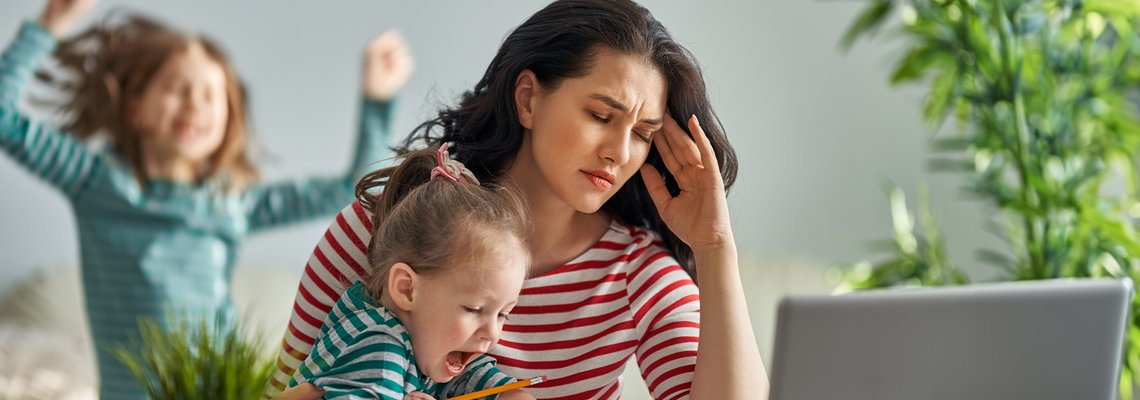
688,240,770,400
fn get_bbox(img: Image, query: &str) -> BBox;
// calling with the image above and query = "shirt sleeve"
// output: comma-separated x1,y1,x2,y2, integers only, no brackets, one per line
438,354,517,399
0,20,99,198
263,201,376,398
299,330,413,400
245,97,394,232
626,233,701,400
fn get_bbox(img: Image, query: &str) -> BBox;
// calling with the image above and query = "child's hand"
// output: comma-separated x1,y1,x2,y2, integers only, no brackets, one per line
497,389,536,400
362,30,414,101
403,391,435,400
272,383,325,400
37,0,97,37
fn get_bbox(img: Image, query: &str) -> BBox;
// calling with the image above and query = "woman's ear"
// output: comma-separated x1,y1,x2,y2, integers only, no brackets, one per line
387,262,417,312
514,69,538,130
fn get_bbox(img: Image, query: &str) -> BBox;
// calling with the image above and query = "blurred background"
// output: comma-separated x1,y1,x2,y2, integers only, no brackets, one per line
0,0,1003,398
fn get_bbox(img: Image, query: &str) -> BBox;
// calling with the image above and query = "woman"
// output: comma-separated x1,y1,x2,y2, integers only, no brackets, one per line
269,0,767,398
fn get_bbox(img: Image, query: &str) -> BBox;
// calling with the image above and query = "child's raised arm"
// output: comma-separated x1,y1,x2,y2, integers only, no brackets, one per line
0,1,100,198
245,31,413,231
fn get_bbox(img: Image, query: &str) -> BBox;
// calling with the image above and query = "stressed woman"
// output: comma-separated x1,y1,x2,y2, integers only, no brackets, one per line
268,1,767,399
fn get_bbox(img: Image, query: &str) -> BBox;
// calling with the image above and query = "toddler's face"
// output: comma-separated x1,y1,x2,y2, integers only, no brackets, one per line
131,41,229,169
406,234,529,383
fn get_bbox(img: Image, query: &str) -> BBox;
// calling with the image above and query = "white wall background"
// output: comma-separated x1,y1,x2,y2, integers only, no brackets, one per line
0,0,1004,387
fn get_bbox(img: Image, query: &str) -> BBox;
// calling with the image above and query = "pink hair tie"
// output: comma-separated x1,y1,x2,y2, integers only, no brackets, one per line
430,143,468,184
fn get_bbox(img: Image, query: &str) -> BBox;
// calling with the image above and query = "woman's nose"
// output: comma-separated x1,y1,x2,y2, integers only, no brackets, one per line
599,127,632,165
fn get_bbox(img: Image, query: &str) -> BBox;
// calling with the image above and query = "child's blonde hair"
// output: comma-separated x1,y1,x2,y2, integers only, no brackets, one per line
355,146,530,300
37,12,256,189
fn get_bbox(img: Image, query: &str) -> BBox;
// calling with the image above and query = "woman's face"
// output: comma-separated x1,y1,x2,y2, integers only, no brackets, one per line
512,47,667,214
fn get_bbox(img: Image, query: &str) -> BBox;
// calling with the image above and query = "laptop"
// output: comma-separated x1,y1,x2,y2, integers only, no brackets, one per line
769,278,1133,400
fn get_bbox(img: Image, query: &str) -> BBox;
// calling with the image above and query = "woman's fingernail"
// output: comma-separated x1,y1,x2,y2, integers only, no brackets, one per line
691,114,701,127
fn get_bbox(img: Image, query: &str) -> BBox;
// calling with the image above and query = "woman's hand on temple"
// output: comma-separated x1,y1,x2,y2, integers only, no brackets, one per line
362,30,415,101
640,115,735,251
38,0,97,37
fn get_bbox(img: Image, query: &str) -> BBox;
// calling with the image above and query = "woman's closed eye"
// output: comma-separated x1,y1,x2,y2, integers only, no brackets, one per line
634,129,654,143
590,112,611,124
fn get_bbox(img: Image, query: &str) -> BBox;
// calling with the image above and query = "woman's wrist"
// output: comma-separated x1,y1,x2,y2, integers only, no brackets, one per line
691,238,738,274
690,232,737,257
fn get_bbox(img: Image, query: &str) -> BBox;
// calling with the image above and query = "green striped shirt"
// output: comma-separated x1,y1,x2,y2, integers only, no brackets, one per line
289,282,515,399
0,20,394,399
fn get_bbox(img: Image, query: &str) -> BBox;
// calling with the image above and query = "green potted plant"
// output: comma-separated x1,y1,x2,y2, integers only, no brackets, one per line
111,311,275,400
838,0,1140,396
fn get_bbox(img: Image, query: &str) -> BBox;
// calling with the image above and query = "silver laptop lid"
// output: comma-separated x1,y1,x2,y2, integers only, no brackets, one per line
770,278,1132,400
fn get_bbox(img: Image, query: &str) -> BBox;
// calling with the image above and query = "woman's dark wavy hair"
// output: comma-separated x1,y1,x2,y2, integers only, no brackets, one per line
398,0,738,279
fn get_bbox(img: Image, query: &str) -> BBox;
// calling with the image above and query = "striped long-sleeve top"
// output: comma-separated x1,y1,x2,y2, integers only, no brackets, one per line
265,201,702,400
288,281,516,399
0,21,394,400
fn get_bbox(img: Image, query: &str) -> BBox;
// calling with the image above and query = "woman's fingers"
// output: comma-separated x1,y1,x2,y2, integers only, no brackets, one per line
662,115,703,168
686,114,720,173
640,164,671,214
653,123,684,175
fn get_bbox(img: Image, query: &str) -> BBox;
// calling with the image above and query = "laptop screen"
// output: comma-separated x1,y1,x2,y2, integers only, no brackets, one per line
769,278,1132,400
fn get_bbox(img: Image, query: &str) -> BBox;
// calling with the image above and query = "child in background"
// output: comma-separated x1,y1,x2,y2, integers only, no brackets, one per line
0,0,413,398
287,144,534,400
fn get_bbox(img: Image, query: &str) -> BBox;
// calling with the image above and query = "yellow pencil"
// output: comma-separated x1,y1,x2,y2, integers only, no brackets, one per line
447,375,547,400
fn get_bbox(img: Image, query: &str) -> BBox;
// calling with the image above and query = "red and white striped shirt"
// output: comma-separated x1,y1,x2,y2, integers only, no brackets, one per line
265,201,701,400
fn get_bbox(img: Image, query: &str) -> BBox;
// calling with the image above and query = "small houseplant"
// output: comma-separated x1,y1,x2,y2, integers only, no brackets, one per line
111,311,275,400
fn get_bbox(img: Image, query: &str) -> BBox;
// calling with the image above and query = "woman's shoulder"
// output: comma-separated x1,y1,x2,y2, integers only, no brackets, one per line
602,220,668,253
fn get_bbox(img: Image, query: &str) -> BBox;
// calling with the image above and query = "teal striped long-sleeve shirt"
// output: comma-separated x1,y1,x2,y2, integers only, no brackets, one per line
0,21,395,399
289,282,516,400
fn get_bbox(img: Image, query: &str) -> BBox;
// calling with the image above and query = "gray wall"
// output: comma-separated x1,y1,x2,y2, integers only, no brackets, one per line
0,1,997,299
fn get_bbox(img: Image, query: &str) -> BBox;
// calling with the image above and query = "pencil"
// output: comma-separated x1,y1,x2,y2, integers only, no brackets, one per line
447,375,547,400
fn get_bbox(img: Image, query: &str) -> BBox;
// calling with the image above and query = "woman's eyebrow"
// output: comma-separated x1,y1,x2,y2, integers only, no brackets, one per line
589,93,663,125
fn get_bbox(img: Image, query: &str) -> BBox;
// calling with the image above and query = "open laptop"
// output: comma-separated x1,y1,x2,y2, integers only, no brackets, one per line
769,278,1133,400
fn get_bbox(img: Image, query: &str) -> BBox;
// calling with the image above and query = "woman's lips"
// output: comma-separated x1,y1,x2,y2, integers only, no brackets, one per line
582,169,616,191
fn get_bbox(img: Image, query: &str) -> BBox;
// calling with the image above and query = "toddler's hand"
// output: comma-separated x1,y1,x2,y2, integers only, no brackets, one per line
273,383,324,400
403,390,435,400
497,388,536,400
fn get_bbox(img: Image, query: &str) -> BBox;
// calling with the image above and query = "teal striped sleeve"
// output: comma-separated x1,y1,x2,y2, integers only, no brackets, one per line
0,21,98,197
354,97,394,172
0,20,54,105
440,354,517,399
246,97,395,231
310,330,412,400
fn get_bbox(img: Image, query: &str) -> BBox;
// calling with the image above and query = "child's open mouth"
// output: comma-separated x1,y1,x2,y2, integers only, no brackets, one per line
445,351,480,376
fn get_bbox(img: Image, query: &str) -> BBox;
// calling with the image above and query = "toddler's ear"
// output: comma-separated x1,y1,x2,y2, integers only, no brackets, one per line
388,262,417,311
